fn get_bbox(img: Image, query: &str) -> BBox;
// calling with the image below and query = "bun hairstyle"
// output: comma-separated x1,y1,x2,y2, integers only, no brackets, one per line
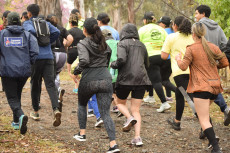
178,18,191,36
69,14,79,26
192,22,225,66
84,17,107,52
46,14,58,26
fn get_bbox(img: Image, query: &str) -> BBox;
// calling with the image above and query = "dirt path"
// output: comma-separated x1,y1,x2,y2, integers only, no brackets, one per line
1,80,230,153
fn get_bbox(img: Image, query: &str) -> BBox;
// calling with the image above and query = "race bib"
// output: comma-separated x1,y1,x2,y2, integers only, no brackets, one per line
4,37,23,47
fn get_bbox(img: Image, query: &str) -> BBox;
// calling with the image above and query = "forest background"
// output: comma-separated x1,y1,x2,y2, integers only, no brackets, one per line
0,0,229,37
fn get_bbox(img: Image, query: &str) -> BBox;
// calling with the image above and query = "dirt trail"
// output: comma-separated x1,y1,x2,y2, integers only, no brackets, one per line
1,80,230,153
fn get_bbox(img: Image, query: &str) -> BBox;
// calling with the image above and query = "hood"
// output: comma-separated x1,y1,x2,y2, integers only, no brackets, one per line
199,17,218,30
80,37,109,57
120,23,139,41
6,25,24,34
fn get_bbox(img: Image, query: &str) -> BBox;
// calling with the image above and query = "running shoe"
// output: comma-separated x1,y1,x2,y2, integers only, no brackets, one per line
30,112,40,121
143,96,156,103
167,116,181,131
73,132,86,141
131,137,143,146
53,109,61,127
117,112,124,118
73,88,78,94
11,122,19,130
224,107,230,126
107,144,120,153
19,115,28,135
122,116,137,132
95,117,103,127
157,102,171,113
87,111,95,118
111,106,119,113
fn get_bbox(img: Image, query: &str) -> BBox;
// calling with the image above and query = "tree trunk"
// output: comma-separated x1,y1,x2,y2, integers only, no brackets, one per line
127,0,134,23
35,0,62,26
112,0,121,31
74,0,85,19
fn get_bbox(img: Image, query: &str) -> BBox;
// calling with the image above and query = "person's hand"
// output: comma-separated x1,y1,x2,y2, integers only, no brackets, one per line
69,73,78,83
175,53,182,61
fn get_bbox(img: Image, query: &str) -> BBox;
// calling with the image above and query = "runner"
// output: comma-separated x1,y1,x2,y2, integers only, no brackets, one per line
139,12,171,112
176,22,228,153
23,4,62,127
161,16,194,130
72,17,120,153
0,12,39,134
195,4,230,127
111,23,151,146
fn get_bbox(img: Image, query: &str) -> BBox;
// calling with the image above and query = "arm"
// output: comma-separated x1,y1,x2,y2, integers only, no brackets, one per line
176,47,192,71
73,43,90,75
215,46,229,68
48,22,60,44
110,42,127,69
28,33,39,64
161,35,171,60
23,20,37,37
219,28,228,49
161,52,169,60
143,45,149,69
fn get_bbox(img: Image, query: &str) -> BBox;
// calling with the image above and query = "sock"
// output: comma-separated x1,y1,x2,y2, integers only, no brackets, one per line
204,127,220,151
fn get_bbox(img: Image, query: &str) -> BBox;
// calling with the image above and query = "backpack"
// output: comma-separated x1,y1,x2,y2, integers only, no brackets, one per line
222,38,230,63
32,18,50,46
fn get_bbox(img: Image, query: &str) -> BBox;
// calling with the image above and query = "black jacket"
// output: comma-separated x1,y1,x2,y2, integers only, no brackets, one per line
111,23,151,86
74,37,111,75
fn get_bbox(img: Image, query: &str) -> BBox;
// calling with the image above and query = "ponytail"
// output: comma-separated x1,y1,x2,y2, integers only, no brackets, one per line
91,25,107,52
178,18,191,35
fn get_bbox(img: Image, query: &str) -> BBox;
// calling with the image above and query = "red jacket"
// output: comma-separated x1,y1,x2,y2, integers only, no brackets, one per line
0,25,4,31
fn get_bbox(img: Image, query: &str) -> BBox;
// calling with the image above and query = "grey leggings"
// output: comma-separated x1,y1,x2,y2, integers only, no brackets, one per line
78,79,116,141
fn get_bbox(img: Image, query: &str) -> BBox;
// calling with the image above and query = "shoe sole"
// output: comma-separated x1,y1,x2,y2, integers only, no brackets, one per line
157,106,171,113
107,149,120,153
73,136,86,141
59,89,65,102
122,119,137,132
131,142,143,146
53,112,61,127
95,121,103,127
20,115,28,135
87,114,95,118
167,119,181,131
30,113,40,121
224,110,230,126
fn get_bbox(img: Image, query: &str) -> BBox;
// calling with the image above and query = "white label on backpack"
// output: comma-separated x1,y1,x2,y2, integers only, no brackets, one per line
4,37,23,47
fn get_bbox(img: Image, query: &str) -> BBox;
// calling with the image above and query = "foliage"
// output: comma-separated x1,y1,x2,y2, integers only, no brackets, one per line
196,0,230,37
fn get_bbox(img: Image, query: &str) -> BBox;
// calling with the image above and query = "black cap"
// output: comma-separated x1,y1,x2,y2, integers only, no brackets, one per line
97,13,109,21
83,17,98,34
3,10,11,19
7,12,20,25
157,16,172,26
21,11,27,19
71,9,79,14
143,12,155,20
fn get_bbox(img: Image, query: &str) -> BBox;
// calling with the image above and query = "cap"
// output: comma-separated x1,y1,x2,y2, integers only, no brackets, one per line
102,29,112,38
143,12,155,20
7,12,20,25
71,9,79,14
3,10,11,19
157,16,172,26
83,17,98,34
21,11,27,19
97,13,109,21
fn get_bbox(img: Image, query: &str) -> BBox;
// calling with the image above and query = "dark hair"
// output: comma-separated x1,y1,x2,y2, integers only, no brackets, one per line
69,14,78,26
46,14,58,26
101,16,110,25
84,18,107,52
21,12,29,20
2,10,10,20
27,4,40,16
195,5,211,18
178,18,191,35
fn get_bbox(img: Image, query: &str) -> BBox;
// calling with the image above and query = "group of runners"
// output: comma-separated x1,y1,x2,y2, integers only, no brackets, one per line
0,3,230,153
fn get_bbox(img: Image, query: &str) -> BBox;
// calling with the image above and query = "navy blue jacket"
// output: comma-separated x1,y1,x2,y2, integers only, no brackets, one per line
23,17,60,60
0,25,39,77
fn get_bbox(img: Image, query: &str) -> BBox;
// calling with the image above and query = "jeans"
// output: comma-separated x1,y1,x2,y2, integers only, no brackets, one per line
214,93,227,112
2,77,28,122
31,59,59,112
88,94,101,119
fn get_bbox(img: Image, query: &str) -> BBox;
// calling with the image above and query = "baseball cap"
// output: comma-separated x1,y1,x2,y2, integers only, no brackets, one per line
143,12,155,20
7,12,20,25
71,9,79,14
157,16,172,27
21,11,27,19
97,13,109,21
2,10,11,19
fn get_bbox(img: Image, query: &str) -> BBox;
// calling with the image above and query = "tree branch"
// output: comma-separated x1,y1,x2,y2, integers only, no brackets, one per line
134,0,144,13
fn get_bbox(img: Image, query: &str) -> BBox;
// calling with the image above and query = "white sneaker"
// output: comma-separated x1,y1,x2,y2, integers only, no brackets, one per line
95,117,103,127
143,96,156,103
157,102,171,113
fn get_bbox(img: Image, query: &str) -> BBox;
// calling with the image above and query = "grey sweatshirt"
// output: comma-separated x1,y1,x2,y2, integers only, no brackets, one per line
199,17,227,49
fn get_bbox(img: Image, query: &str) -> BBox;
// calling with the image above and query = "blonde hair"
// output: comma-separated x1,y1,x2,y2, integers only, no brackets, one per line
192,22,225,66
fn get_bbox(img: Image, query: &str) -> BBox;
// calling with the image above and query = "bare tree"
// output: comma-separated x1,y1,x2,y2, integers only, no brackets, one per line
127,0,144,23
35,0,62,26
74,0,85,18
112,0,121,31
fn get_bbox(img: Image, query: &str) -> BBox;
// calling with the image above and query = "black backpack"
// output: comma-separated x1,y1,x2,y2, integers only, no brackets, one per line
32,18,50,46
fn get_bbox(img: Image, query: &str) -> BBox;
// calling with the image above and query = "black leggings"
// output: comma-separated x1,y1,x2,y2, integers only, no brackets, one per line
78,79,116,141
174,74,193,121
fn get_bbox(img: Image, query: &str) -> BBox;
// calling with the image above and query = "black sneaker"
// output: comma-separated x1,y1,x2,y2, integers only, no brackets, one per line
117,112,124,118
73,132,86,141
95,117,103,127
87,111,95,118
208,137,220,149
167,116,181,131
107,144,120,153
224,107,230,126
199,128,206,139
211,149,222,153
